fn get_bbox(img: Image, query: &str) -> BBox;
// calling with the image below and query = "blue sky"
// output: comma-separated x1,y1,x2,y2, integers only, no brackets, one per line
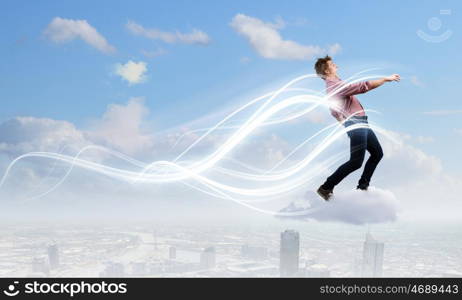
0,0,461,176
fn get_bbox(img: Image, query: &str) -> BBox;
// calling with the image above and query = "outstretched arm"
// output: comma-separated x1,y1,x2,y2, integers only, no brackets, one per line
368,74,400,90
334,74,400,97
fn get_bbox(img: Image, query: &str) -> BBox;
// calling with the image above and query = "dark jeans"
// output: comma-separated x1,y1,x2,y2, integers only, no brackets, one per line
322,116,383,190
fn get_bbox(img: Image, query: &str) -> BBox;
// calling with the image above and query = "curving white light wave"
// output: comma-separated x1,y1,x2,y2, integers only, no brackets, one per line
0,71,400,216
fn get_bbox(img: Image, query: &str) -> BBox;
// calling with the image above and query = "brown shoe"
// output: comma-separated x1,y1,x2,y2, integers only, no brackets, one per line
317,186,333,201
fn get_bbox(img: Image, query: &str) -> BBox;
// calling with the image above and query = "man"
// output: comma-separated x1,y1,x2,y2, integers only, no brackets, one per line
314,56,400,201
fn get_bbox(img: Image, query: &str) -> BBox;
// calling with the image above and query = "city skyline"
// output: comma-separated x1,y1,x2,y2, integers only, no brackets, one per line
1,219,460,278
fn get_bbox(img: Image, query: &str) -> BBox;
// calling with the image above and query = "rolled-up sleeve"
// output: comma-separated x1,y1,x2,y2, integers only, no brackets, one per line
337,81,371,97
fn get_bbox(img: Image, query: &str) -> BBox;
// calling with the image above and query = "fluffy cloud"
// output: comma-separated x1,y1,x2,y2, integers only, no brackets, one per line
230,14,341,60
280,187,400,225
85,97,154,156
0,117,86,157
0,117,90,195
0,98,155,160
0,98,159,203
126,21,211,45
114,60,148,85
43,17,116,54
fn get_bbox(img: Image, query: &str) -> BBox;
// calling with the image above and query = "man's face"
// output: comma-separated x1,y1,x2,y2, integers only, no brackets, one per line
326,60,338,76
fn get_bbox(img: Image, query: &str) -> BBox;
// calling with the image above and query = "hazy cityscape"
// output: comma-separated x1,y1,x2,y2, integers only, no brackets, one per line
0,218,461,278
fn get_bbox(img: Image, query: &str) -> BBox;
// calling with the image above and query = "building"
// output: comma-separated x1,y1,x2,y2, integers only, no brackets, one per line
169,246,176,260
32,257,49,275
200,247,216,269
241,244,268,261
100,262,125,277
164,261,199,274
361,232,384,277
353,258,362,276
47,243,59,269
153,230,158,250
280,230,300,277
130,262,147,276
441,270,462,278
305,264,331,277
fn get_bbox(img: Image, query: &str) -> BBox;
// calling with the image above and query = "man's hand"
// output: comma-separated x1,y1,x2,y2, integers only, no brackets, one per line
384,74,400,82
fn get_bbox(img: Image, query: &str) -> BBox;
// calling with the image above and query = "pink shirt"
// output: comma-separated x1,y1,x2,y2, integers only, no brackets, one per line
325,77,371,121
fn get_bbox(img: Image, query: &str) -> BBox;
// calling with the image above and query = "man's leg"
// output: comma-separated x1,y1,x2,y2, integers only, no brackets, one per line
321,128,368,191
357,129,383,189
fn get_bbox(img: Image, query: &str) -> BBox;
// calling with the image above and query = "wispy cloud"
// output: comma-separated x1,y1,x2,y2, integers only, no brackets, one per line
399,133,435,144
43,17,116,54
292,17,310,27
126,21,211,45
114,60,148,85
240,56,251,64
230,14,341,60
422,109,462,116
410,75,424,87
454,128,462,136
415,136,435,144
141,48,167,58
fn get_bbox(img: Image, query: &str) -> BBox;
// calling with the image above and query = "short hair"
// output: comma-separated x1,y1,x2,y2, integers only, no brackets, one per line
314,55,332,78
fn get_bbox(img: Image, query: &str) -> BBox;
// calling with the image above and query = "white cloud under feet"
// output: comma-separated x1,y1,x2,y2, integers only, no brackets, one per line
281,187,400,225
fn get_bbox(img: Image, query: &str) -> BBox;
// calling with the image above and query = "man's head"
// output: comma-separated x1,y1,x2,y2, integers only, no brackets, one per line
314,55,337,79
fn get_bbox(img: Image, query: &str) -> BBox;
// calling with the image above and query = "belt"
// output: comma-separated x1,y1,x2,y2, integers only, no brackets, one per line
344,115,368,127
349,115,368,120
